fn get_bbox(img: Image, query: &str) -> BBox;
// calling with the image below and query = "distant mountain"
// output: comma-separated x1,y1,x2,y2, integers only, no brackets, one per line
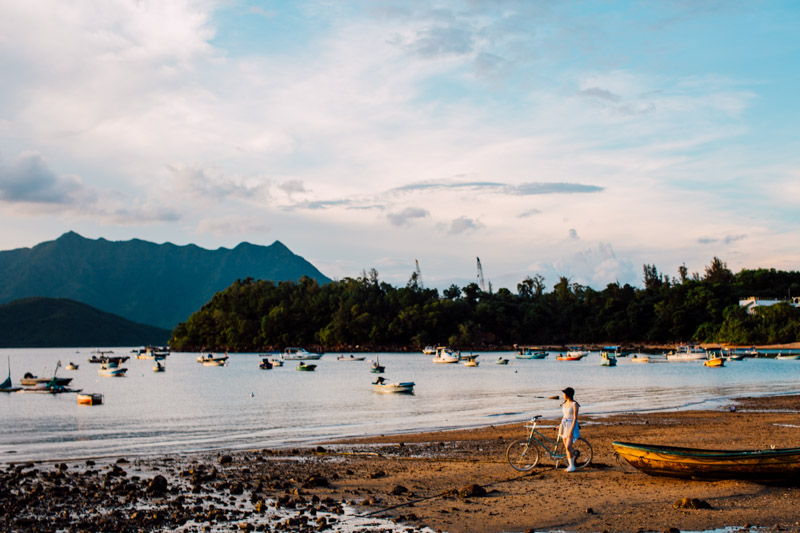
0,298,171,348
0,232,331,329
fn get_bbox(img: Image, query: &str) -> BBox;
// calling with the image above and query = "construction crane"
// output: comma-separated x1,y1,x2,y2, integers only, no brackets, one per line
476,257,485,292
414,259,424,289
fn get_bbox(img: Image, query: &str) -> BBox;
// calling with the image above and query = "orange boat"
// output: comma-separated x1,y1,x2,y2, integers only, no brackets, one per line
77,393,103,405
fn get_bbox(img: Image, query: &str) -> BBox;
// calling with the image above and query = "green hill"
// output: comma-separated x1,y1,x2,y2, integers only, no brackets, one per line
0,297,171,348
0,232,331,330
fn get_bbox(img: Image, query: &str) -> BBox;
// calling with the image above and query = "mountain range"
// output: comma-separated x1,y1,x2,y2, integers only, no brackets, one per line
0,298,171,348
0,232,331,330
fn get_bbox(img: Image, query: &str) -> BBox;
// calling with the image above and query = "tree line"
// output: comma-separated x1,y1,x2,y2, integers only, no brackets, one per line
169,258,800,352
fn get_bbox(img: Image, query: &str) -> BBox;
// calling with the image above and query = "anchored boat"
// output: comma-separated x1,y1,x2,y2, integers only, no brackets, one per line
613,441,800,482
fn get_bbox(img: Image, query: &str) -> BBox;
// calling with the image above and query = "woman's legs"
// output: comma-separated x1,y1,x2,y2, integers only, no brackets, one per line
564,436,575,471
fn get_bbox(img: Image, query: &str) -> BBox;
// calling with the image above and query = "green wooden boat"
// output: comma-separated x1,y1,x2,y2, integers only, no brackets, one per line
613,441,800,482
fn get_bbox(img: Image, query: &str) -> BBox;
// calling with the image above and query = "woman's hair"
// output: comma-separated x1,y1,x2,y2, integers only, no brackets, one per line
562,387,575,400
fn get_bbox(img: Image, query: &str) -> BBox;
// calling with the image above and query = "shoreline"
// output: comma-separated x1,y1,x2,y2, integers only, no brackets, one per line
4,395,800,532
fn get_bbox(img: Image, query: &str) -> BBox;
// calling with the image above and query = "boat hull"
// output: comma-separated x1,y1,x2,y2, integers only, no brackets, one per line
612,441,800,482
77,393,103,405
373,382,415,394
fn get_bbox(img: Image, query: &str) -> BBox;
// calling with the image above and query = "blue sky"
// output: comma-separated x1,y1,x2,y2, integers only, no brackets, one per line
1,0,799,292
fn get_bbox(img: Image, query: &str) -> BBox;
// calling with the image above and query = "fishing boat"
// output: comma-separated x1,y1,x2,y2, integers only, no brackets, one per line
704,354,725,367
370,356,385,373
557,347,588,361
432,346,460,364
601,346,619,367
1,357,21,393
463,356,479,367
77,393,104,405
776,352,800,360
495,357,510,365
65,362,79,370
337,354,366,361
372,377,415,394
516,347,548,359
18,382,82,394
98,364,127,377
630,353,650,363
612,441,800,482
282,347,323,360
296,362,317,371
197,353,229,365
258,358,273,370
666,344,707,362
153,360,166,372
139,346,170,360
20,372,73,387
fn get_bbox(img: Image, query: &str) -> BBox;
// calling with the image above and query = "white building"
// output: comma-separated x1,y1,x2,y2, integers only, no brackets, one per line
739,296,800,315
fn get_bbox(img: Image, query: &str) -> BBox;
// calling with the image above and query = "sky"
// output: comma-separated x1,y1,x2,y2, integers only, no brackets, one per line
1,1,799,293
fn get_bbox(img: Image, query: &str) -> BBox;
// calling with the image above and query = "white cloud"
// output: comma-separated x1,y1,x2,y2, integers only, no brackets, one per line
449,216,482,234
387,207,429,226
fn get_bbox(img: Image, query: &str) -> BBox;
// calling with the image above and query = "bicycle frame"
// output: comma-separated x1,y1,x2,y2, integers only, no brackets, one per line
524,418,566,460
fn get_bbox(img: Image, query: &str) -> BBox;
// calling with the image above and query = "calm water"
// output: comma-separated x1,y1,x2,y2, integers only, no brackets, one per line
2,348,800,463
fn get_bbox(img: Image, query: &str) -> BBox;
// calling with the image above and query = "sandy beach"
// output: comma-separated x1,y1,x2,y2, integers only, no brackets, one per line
3,394,800,532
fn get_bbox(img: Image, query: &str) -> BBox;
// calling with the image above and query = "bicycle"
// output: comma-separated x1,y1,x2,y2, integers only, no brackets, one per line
506,415,593,471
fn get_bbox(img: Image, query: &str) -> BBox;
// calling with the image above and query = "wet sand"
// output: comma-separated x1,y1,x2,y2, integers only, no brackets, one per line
3,395,800,532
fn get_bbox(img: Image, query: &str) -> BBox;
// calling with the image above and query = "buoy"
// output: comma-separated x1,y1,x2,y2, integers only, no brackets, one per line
250,392,254,398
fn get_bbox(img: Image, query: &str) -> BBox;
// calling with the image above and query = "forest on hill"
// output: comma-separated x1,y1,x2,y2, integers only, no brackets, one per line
0,298,171,348
169,257,800,352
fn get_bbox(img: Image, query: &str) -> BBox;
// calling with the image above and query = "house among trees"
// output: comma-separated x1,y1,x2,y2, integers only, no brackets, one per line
739,296,800,315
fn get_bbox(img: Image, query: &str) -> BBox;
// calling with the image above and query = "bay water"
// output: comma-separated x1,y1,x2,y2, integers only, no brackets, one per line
2,348,799,463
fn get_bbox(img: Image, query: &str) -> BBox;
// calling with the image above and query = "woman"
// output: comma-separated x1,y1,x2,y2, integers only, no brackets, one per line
559,387,580,472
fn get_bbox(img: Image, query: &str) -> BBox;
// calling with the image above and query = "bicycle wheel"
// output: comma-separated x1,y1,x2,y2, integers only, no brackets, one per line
506,439,540,471
572,438,593,469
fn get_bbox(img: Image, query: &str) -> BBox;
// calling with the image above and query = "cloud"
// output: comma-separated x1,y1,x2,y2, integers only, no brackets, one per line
569,228,580,240
388,207,429,226
171,165,269,202
0,152,95,206
106,205,181,225
518,209,542,218
278,179,307,196
392,180,603,196
449,216,482,234
194,215,270,237
698,234,747,245
577,87,621,102
402,26,475,58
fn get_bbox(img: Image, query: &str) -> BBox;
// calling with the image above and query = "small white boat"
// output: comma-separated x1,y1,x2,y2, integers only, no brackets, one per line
666,344,707,362
337,354,366,361
495,357,510,365
65,362,79,370
432,346,460,364
630,353,650,363
282,347,323,360
776,352,800,360
98,364,127,377
197,353,229,365
463,356,479,367
372,377,415,394
422,346,436,355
